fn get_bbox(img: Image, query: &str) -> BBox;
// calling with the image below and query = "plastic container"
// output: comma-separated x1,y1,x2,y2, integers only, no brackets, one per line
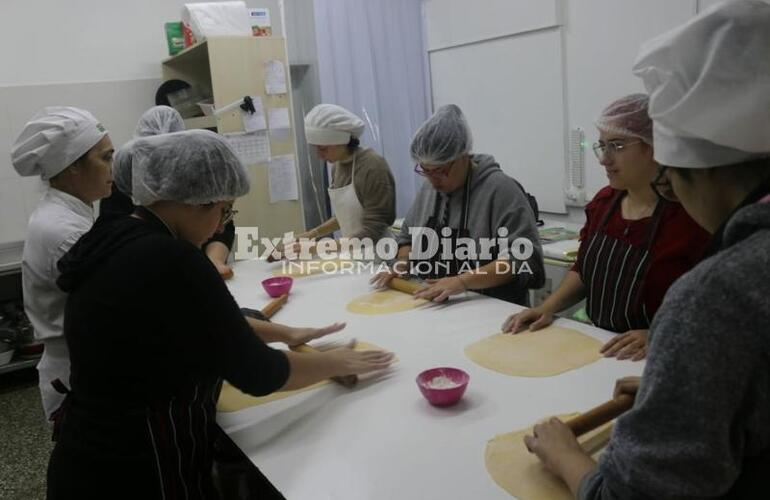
261,276,293,298
416,367,469,407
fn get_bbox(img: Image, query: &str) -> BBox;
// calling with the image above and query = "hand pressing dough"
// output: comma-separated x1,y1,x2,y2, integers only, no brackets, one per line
485,415,611,499
346,288,428,315
217,341,384,412
272,258,355,278
465,326,602,377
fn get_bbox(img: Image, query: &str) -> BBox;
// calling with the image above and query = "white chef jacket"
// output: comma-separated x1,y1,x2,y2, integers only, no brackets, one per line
22,187,94,419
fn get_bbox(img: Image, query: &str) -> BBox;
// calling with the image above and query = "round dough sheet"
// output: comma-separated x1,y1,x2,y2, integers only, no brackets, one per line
465,326,603,377
485,415,610,499
346,289,428,315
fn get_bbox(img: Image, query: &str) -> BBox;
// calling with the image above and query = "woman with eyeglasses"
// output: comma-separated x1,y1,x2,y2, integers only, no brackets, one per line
102,105,238,280
372,104,545,305
525,2,770,497
47,130,394,499
502,94,709,361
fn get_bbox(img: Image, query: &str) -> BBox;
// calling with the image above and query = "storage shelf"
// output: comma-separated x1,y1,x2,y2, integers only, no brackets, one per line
184,115,217,130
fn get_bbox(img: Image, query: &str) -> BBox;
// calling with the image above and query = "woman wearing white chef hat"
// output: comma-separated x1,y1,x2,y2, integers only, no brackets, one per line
524,1,770,498
276,104,396,257
11,106,114,423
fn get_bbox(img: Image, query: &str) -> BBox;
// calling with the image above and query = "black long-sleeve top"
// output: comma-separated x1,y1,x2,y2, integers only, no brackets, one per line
48,209,288,499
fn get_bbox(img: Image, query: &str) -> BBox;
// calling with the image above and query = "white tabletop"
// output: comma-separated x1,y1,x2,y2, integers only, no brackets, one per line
219,259,643,500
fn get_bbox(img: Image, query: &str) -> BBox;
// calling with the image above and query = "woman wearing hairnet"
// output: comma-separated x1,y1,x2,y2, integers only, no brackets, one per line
11,106,114,423
525,2,770,497
103,105,238,279
372,104,545,305
501,95,709,361
46,130,394,498
275,104,396,258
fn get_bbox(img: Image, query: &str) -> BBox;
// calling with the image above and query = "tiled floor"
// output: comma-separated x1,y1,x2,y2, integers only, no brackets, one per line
0,369,51,500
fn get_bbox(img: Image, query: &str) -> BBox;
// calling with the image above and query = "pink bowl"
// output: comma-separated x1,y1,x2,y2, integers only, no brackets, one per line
261,276,293,298
416,367,469,407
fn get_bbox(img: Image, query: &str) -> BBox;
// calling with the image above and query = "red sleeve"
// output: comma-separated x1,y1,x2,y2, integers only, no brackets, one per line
641,203,711,318
572,186,617,275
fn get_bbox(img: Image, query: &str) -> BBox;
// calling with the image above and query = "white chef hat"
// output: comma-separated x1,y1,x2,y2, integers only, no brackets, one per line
11,106,108,180
304,104,365,146
632,0,770,168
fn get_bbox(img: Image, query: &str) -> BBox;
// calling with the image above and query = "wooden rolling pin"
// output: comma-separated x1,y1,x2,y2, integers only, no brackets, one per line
388,277,427,295
260,294,358,388
289,344,358,388
565,394,635,437
261,294,289,318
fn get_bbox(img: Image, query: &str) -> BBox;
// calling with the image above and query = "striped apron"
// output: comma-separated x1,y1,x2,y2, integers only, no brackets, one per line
581,193,665,332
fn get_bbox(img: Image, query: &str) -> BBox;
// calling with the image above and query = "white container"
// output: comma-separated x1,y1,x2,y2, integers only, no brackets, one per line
183,1,251,43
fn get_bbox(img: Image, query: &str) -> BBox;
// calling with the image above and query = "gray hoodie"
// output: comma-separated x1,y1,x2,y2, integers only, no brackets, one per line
579,193,770,499
397,154,544,304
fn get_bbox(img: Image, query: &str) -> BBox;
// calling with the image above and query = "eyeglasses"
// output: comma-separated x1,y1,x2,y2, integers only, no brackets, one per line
592,140,642,160
221,206,238,226
650,165,678,201
414,161,453,178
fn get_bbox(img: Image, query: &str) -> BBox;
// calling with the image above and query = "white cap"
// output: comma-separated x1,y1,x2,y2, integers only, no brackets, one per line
632,0,770,168
304,104,365,146
11,106,108,180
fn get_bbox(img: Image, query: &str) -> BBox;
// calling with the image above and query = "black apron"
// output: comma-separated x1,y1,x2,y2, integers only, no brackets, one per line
411,169,527,304
580,193,665,332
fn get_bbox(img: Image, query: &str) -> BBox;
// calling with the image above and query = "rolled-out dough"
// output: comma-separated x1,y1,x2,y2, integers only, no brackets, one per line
346,289,428,315
485,415,611,499
217,341,384,412
272,258,355,278
464,326,602,377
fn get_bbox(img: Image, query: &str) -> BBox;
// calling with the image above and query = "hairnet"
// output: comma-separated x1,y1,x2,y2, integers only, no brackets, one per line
304,104,365,145
134,106,185,138
112,145,134,196
633,0,770,168
11,106,108,180
595,94,653,145
130,130,250,206
410,104,473,165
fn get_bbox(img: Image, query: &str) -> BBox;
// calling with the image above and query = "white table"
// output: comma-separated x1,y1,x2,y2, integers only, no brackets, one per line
219,259,643,499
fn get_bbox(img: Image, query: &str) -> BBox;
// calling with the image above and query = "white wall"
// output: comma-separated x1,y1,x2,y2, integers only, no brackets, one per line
423,0,729,224
0,0,282,252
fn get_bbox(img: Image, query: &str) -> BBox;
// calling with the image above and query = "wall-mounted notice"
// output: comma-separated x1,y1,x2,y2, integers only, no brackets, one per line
265,60,287,95
268,155,299,202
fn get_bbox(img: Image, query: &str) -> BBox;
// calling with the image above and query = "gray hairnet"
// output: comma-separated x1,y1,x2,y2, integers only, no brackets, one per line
130,130,250,206
134,106,185,138
112,145,134,196
410,104,473,165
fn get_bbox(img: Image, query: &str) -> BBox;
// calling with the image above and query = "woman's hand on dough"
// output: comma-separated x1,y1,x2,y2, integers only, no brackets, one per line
600,329,648,361
283,322,346,347
370,261,409,289
324,343,395,376
525,417,587,475
501,307,554,333
414,276,466,302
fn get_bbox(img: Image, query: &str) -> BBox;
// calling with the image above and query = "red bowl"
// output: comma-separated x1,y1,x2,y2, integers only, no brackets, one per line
416,367,469,407
261,276,293,298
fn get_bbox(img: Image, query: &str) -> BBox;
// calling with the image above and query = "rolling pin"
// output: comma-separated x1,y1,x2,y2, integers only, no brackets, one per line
564,393,635,437
388,277,427,295
261,294,289,318
289,343,358,388
260,294,358,388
